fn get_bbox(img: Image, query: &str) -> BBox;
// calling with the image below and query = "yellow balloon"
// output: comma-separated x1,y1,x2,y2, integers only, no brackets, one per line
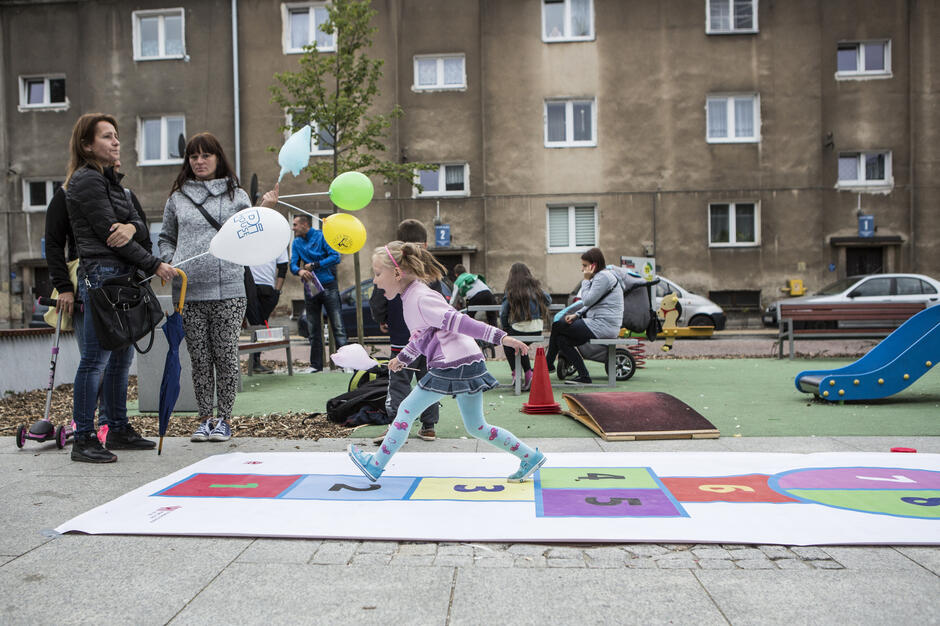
322,213,367,254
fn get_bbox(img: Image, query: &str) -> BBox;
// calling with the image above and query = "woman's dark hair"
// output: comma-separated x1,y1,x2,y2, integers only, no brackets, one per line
504,262,548,324
581,247,606,270
170,132,239,199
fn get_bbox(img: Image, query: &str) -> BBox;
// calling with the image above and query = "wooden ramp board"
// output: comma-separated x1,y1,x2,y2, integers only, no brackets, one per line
562,392,720,441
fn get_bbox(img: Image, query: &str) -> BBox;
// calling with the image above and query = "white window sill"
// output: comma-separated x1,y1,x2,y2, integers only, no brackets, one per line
139,159,185,167
835,72,892,81
835,182,893,193
708,242,760,248
310,151,335,157
134,54,186,62
23,206,47,213
413,191,470,199
547,246,594,254
544,142,597,149
18,103,69,113
706,29,759,35
412,85,468,93
707,137,760,144
284,47,336,55
542,35,596,43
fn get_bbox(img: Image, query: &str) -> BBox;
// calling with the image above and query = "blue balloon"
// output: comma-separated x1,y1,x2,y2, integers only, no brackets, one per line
278,126,312,182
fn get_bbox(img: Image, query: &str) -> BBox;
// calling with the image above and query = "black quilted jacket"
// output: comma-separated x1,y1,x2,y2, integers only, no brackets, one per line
65,165,161,273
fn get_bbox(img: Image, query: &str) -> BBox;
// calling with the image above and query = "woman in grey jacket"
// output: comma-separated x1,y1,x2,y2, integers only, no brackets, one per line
545,247,625,384
159,132,277,442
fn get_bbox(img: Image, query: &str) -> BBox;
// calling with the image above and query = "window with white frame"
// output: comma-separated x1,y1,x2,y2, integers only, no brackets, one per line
706,0,757,34
836,40,891,78
414,164,468,198
282,2,335,54
133,9,185,61
547,204,597,252
18,76,67,111
708,202,759,246
138,115,185,165
706,94,759,143
542,0,594,42
837,151,892,188
545,99,596,147
413,54,466,91
23,179,63,212
286,110,334,155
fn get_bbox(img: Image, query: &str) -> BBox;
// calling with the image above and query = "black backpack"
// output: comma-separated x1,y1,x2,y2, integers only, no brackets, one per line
326,377,390,425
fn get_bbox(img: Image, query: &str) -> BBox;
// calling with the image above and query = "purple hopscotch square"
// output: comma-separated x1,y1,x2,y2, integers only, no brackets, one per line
539,488,685,518
774,467,940,491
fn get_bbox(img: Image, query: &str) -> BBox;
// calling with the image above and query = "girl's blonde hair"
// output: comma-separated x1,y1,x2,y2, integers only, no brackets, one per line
373,241,446,283
64,112,119,187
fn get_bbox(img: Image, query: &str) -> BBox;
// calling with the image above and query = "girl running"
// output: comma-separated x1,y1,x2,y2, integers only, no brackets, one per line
348,241,547,482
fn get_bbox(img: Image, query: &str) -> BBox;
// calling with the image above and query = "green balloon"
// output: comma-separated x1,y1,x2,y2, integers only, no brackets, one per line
329,171,374,211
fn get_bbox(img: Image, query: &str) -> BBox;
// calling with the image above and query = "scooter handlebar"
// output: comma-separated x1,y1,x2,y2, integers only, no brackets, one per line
38,297,83,306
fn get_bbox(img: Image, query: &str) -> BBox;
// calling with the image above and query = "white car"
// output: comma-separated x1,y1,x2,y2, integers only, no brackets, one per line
763,273,940,327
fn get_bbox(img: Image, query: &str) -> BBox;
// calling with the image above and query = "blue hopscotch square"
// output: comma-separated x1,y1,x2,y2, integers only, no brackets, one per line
280,474,417,501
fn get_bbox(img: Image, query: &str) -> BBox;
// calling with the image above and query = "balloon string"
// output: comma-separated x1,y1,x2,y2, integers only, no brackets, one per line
278,191,330,199
137,251,210,284
277,200,322,222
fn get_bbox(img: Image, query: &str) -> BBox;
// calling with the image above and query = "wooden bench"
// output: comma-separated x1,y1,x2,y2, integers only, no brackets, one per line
239,326,293,376
777,302,926,359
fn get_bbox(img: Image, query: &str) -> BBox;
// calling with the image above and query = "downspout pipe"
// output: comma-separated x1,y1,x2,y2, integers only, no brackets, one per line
231,0,241,179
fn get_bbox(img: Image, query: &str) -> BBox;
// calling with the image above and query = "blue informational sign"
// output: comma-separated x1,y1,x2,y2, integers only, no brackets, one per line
41,237,46,259
858,215,874,238
435,224,451,247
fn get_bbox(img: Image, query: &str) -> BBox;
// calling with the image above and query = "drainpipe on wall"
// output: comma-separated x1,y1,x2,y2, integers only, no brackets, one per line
907,0,916,271
231,0,241,179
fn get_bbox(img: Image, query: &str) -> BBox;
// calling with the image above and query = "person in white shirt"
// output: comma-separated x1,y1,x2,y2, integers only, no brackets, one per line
246,249,289,373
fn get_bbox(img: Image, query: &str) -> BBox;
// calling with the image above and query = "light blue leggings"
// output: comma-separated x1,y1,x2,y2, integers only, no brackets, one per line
373,387,536,471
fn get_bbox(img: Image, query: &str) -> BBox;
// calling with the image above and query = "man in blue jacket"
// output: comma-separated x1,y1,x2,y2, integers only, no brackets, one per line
291,215,347,372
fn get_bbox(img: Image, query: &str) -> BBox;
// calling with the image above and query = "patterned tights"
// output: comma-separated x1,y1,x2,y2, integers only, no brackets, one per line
182,298,247,421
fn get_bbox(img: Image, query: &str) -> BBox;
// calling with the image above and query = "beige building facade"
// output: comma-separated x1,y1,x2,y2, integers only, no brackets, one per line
2,0,938,327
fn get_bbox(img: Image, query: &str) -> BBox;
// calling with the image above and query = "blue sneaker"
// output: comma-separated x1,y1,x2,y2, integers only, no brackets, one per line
208,419,232,442
191,419,214,442
507,449,546,483
347,444,383,482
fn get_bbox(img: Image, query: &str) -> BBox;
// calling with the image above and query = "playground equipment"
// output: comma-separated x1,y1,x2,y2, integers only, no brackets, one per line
795,304,939,401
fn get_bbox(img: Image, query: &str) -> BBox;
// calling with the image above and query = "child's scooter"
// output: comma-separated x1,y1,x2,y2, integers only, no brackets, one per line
15,297,76,449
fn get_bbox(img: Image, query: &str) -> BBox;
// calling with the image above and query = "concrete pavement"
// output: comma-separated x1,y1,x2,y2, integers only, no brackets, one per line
1,434,938,624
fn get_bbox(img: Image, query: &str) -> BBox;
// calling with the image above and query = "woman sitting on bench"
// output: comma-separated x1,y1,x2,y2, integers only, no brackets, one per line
545,248,625,384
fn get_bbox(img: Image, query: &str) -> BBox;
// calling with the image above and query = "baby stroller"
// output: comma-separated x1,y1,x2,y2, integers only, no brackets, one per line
555,274,660,383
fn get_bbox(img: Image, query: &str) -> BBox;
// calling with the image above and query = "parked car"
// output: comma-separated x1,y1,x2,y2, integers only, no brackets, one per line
298,277,454,338
29,297,50,328
568,275,726,330
762,273,940,327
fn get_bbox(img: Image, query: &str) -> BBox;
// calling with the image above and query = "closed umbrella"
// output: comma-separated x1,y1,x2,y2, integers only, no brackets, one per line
158,270,188,455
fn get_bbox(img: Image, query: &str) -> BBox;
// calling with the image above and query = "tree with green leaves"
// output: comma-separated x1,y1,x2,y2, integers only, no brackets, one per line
270,0,433,344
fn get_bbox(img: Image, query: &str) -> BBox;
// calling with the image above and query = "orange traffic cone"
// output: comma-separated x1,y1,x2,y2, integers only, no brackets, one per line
522,346,562,414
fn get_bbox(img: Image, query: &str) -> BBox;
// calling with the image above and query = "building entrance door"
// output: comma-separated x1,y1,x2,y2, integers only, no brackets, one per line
845,247,883,276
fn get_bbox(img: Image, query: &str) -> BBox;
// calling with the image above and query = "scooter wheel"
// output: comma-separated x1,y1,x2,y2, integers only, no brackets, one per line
555,356,578,381
16,424,27,448
607,348,637,382
55,426,68,449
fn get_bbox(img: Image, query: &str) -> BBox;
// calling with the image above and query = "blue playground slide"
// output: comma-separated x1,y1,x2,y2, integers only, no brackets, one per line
795,304,939,401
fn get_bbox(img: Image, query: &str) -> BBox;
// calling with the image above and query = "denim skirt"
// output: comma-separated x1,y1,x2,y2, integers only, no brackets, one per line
418,360,498,396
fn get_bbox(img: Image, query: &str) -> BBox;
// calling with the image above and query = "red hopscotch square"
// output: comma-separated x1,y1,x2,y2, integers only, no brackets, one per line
157,473,302,498
661,474,798,503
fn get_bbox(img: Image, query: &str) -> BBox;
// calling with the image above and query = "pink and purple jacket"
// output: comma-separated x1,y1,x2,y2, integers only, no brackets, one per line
397,280,506,369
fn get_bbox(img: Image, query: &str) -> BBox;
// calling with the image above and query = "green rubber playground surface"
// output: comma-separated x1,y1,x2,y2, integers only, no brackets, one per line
131,358,940,439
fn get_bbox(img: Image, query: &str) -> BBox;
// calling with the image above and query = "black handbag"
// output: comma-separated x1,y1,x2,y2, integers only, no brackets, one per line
85,271,164,353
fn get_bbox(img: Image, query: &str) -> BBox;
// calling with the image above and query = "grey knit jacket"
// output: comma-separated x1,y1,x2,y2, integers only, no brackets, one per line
159,178,251,302
570,268,627,339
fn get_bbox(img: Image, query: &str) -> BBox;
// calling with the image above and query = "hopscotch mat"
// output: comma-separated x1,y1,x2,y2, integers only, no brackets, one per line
55,452,940,545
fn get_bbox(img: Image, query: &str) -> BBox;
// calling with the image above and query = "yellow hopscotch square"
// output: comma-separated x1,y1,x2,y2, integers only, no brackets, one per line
409,477,534,501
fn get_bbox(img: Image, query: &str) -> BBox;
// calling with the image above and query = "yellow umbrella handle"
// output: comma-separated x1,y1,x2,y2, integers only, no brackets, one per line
175,269,188,313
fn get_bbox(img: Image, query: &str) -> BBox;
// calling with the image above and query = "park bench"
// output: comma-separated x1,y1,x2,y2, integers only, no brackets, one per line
776,302,926,359
239,325,293,376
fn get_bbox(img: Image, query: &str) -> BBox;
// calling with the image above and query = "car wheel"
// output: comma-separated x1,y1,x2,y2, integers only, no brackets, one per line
688,314,715,328
606,348,636,381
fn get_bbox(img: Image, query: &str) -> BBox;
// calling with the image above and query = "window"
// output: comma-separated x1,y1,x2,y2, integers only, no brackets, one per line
542,0,594,42
706,0,757,34
837,151,892,188
708,202,759,247
836,40,891,79
22,180,63,212
414,164,468,198
897,277,937,296
282,2,335,54
413,55,466,91
285,111,334,155
547,205,597,252
706,94,760,143
544,99,596,147
133,9,185,60
851,277,891,298
18,76,67,111
138,115,186,165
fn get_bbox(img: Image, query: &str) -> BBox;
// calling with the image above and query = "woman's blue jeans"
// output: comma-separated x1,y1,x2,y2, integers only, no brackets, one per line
72,263,135,435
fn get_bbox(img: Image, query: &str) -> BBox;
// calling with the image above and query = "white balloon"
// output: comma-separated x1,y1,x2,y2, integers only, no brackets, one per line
277,125,312,182
330,343,380,371
209,207,292,266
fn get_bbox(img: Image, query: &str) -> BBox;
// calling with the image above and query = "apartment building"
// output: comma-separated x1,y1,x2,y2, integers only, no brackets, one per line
2,0,937,327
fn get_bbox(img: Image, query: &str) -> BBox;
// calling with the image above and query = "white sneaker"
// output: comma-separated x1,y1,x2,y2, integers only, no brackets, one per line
296,367,321,374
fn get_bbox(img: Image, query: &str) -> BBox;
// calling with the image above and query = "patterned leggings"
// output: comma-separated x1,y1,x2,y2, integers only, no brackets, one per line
373,387,536,471
182,298,247,421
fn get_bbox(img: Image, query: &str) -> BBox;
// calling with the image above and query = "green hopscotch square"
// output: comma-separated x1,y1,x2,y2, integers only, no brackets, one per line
788,489,940,519
539,467,659,490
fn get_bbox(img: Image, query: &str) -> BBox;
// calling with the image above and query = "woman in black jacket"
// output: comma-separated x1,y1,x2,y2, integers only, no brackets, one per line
64,113,177,463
